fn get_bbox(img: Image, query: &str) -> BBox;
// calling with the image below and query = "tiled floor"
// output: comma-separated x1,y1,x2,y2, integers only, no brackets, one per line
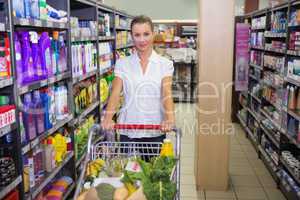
176,104,286,200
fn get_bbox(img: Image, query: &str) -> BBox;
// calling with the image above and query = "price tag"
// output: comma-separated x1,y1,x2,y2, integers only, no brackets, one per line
20,18,29,25
22,144,30,155
20,86,28,94
48,21,53,27
0,23,5,31
59,23,65,29
41,79,47,87
34,20,42,27
31,138,39,147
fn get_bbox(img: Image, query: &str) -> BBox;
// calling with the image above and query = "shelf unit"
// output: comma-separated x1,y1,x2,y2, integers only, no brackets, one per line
235,2,300,199
0,0,134,199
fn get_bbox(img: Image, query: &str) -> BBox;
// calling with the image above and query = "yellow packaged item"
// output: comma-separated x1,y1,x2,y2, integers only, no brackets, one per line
160,139,174,157
53,133,67,163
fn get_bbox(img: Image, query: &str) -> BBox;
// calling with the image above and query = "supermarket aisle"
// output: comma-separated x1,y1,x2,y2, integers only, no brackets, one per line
176,104,286,200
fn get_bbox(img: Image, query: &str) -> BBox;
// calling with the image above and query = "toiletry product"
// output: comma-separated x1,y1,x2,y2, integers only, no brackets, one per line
51,32,59,75
0,36,7,78
23,157,30,193
49,86,56,125
39,32,53,78
30,0,40,19
29,31,43,81
24,0,31,19
289,86,296,110
19,112,27,145
23,93,37,140
284,86,290,108
39,0,47,20
14,34,23,85
28,156,35,189
21,32,34,84
45,138,55,172
58,35,67,73
4,35,11,78
33,90,45,135
12,0,25,18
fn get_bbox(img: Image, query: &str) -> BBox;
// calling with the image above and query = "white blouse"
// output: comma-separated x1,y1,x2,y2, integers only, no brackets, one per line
114,50,174,138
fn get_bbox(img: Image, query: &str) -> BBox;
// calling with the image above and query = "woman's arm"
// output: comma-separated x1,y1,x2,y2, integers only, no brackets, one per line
161,76,175,131
101,77,123,130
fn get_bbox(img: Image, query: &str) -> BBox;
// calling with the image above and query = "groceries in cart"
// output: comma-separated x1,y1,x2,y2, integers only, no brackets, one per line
77,139,177,200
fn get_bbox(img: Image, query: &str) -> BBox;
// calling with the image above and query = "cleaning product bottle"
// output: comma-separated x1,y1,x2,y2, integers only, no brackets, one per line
160,139,174,157
58,35,67,73
296,89,300,111
24,0,31,19
14,33,25,86
51,32,59,75
4,35,11,78
21,32,34,84
39,32,53,78
33,90,45,135
53,133,67,163
23,93,37,140
40,89,51,130
284,85,290,108
49,86,56,125
39,0,47,20
289,86,296,110
19,112,27,145
12,0,25,18
45,138,55,172
29,31,43,81
30,0,40,19
28,154,35,189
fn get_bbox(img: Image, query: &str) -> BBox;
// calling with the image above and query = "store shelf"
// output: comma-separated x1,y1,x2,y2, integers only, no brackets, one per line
76,152,87,168
262,97,281,111
281,158,300,185
258,145,279,181
264,31,287,38
18,72,71,95
264,46,286,54
239,101,247,110
116,43,134,49
99,36,115,41
71,36,98,42
0,176,22,200
62,183,75,200
30,151,74,199
0,123,17,138
14,18,68,29
100,100,108,110
249,74,259,81
247,107,260,122
246,127,259,152
279,181,300,200
260,109,281,131
282,130,300,149
287,109,300,122
286,50,300,56
260,123,280,149
284,76,300,87
251,27,266,31
100,66,113,76
115,26,131,31
22,114,73,155
72,70,97,84
263,80,282,90
251,46,265,50
72,101,100,125
249,63,263,70
249,92,262,103
0,78,13,89
237,114,247,128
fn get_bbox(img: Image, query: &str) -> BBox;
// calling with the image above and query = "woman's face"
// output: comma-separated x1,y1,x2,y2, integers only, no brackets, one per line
131,23,154,53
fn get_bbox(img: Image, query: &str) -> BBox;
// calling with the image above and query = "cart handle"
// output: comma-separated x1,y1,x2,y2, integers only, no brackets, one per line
114,124,161,130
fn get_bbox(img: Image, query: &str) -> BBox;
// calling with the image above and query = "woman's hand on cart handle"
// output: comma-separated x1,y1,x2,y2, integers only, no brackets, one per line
161,120,176,132
101,118,116,131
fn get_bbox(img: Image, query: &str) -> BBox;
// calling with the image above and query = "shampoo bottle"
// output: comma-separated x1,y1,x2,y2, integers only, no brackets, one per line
51,31,59,75
58,35,67,73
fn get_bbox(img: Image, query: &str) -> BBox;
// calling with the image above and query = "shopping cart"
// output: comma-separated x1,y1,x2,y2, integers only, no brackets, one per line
73,124,182,200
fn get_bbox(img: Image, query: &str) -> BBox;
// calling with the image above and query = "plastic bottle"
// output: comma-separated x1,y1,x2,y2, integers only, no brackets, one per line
58,35,67,73
297,90,300,111
284,86,290,108
49,87,57,125
33,90,45,135
24,0,31,19
14,34,23,85
21,32,34,84
28,155,35,189
12,0,25,18
39,0,47,20
39,32,53,78
45,138,55,172
30,0,40,19
50,35,58,76
289,86,296,110
23,93,37,140
40,89,51,130
29,32,43,81
19,112,27,145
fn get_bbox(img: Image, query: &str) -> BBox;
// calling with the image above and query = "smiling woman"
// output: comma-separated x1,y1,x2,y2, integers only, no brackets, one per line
101,15,175,145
